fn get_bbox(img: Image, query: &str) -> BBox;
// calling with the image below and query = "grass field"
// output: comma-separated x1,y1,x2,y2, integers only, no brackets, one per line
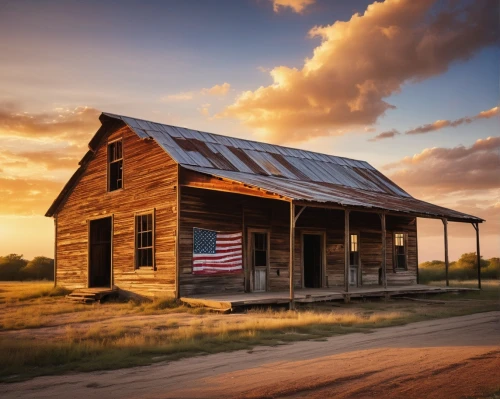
0,280,498,382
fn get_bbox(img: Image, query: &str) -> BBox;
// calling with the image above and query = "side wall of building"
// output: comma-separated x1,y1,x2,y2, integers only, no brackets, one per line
56,125,178,297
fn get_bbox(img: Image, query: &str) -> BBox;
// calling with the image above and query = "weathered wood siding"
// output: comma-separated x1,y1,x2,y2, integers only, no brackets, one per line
178,185,292,296
179,171,418,295
56,125,178,297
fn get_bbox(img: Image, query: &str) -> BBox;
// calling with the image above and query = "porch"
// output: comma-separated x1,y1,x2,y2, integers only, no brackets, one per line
180,284,477,311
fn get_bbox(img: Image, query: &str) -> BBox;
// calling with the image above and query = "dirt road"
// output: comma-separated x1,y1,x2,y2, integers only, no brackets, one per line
2,311,499,399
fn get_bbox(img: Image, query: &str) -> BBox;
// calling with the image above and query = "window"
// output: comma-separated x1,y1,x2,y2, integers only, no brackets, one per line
394,233,407,270
350,234,359,266
135,213,154,268
253,233,268,267
108,140,123,191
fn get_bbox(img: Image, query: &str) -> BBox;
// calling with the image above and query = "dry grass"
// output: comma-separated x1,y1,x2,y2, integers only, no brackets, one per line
0,281,498,382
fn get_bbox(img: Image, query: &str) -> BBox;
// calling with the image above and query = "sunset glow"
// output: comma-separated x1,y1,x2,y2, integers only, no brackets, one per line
0,0,498,261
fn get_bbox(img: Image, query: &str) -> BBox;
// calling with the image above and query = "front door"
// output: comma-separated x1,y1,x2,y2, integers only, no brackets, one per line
88,217,112,288
303,234,322,288
249,231,269,292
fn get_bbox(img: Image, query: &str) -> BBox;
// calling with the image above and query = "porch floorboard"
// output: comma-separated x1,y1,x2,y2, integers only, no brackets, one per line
180,284,477,310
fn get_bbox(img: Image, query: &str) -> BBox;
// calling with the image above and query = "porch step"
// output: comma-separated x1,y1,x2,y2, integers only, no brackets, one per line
66,288,118,303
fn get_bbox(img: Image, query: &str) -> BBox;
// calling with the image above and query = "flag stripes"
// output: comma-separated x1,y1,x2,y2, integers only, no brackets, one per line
192,228,243,274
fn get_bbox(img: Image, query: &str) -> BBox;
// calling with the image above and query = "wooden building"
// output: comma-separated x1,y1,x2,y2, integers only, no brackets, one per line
46,113,484,303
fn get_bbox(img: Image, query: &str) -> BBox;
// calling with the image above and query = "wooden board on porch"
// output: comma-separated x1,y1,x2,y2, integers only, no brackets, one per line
180,285,478,310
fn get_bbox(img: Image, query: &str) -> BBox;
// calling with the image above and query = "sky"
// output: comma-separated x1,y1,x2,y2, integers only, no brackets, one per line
0,0,498,262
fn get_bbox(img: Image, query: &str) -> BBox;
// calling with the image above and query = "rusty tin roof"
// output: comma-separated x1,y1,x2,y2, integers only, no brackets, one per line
45,112,483,223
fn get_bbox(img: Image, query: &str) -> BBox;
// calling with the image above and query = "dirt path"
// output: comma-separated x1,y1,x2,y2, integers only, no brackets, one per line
2,312,499,399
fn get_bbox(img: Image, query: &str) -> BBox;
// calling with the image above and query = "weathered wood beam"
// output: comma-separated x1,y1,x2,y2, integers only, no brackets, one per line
294,205,307,224
344,209,350,292
175,164,181,299
473,223,481,289
380,213,387,289
442,218,449,287
290,202,295,309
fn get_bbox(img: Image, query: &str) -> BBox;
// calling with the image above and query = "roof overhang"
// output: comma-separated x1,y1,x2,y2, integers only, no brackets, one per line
181,165,484,224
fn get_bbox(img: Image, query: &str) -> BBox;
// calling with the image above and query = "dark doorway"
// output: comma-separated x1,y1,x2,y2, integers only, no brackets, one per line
89,217,112,288
303,234,322,288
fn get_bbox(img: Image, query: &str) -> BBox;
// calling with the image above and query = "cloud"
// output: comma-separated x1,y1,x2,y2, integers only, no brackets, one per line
0,177,64,215
368,129,400,141
0,105,100,144
220,0,498,143
271,0,315,14
161,92,194,102
0,148,80,171
417,198,500,237
384,136,500,195
197,104,211,117
406,106,499,135
162,83,231,102
201,83,231,96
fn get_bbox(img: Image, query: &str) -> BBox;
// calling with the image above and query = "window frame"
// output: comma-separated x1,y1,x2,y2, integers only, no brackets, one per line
393,232,408,271
107,138,124,192
134,210,155,270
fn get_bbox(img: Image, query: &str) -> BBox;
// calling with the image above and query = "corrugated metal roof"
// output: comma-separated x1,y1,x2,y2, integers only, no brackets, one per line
101,112,409,198
182,165,482,223
77,112,482,223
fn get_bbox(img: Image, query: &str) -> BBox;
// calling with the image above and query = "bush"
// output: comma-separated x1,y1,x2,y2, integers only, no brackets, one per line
419,253,499,283
21,257,54,281
0,254,28,281
0,254,54,281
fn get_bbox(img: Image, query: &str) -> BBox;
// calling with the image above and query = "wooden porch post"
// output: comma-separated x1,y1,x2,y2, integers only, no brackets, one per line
442,218,449,287
175,164,181,299
473,223,481,289
344,209,350,292
381,213,387,289
289,202,295,310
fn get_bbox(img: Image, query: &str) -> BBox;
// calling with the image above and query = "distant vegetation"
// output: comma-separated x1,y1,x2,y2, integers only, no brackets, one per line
419,253,499,283
0,252,497,283
0,254,54,281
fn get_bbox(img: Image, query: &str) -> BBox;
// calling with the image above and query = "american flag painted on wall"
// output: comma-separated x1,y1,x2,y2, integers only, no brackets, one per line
192,228,243,274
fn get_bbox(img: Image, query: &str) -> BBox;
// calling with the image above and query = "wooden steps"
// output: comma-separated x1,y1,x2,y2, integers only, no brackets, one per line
67,288,118,303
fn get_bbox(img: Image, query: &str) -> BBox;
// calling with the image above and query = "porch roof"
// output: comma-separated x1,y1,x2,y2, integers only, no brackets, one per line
182,165,483,223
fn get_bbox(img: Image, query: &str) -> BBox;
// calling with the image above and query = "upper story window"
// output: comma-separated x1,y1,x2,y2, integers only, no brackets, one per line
394,232,407,270
108,140,123,191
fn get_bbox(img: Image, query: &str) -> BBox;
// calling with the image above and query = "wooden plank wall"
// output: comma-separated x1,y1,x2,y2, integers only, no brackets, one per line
178,180,418,296
178,186,293,296
56,125,178,297
178,174,420,295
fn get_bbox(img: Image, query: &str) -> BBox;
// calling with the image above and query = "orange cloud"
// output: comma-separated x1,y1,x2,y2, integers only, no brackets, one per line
368,129,400,142
201,82,231,96
406,106,499,135
272,0,315,14
0,148,80,171
220,0,498,143
197,104,211,117
384,136,500,195
161,92,194,102
0,105,100,143
0,177,64,216
417,199,500,237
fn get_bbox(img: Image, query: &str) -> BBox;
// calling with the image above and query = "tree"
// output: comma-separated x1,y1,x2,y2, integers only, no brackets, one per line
0,254,28,280
22,256,54,281
455,252,488,270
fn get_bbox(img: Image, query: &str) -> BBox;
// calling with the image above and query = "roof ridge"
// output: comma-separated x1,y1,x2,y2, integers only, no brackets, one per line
101,111,373,167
